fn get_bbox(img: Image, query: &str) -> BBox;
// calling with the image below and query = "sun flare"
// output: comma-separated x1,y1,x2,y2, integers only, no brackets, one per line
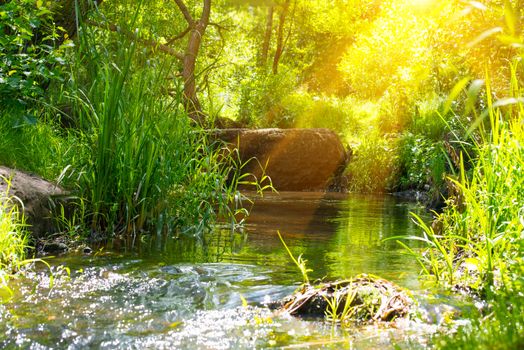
408,0,436,9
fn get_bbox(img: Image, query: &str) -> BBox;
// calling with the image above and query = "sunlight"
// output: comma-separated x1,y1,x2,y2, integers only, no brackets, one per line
408,0,435,8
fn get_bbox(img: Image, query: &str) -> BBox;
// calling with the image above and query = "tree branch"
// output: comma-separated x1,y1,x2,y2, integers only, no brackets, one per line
85,20,184,60
173,0,195,26
201,0,211,26
166,26,190,45
208,21,228,31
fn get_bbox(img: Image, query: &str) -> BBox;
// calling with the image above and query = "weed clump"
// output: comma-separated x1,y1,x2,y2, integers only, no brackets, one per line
279,274,414,325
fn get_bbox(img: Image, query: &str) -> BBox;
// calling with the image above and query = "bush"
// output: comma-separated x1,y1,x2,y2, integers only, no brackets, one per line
344,133,399,193
397,133,447,191
0,0,68,113
236,69,298,128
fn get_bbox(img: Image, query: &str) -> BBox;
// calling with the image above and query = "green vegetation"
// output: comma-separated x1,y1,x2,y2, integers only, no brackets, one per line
390,10,524,347
435,294,524,349
398,75,524,348
66,17,248,235
1,1,250,239
277,230,312,285
0,0,68,113
1,0,523,347
0,178,28,297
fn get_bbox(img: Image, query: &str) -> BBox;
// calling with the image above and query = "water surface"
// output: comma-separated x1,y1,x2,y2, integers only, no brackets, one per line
1,192,451,349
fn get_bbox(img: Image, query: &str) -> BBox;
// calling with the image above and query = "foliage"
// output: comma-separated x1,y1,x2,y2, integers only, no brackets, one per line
206,0,381,122
393,64,524,297
397,134,447,191
339,0,444,100
0,0,69,114
236,69,298,128
0,178,29,298
344,133,399,193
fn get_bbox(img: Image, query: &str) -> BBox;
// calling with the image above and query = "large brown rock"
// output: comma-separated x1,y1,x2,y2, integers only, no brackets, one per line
212,128,348,191
0,167,66,237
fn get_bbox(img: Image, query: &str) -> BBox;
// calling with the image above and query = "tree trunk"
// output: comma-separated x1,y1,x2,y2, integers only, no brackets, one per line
182,21,207,124
259,5,274,67
272,0,290,74
174,0,211,125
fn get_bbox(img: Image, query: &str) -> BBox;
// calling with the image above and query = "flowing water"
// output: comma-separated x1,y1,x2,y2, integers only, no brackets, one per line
0,192,469,349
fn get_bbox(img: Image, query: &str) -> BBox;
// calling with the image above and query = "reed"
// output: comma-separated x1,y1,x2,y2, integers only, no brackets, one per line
57,5,250,237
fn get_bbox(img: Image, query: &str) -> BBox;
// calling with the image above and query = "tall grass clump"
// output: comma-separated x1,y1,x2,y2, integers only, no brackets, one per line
393,65,524,348
61,10,246,237
0,179,29,295
408,73,524,294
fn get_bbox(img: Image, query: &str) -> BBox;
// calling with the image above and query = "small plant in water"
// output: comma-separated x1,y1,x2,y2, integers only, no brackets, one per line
277,230,312,285
323,282,357,326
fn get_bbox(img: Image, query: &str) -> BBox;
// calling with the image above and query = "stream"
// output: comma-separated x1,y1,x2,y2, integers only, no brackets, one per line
0,192,471,349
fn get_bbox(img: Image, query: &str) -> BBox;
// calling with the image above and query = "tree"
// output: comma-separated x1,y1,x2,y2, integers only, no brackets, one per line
172,0,211,124
272,0,291,74
259,5,274,67
76,0,212,124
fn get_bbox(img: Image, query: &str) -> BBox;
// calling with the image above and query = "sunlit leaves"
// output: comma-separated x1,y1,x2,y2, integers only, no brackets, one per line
338,0,452,100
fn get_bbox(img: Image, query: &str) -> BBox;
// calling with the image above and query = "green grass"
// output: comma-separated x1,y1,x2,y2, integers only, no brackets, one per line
434,293,524,350
52,8,252,237
0,178,29,299
0,115,77,181
390,62,524,348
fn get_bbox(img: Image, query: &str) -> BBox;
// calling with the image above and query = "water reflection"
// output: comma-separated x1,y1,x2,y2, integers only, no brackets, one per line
223,192,427,288
106,192,429,288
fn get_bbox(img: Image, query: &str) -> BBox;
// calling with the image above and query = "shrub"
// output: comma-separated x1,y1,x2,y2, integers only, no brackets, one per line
397,133,447,191
0,0,68,113
345,133,399,193
236,69,298,128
